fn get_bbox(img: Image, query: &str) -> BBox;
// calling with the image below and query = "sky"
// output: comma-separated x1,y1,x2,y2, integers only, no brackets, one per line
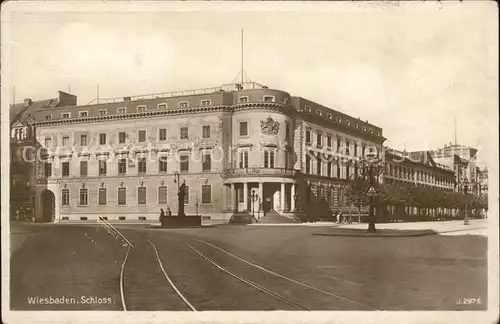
2,1,498,167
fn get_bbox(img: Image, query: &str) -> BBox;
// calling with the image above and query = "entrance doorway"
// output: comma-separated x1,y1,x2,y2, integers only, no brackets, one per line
41,190,55,222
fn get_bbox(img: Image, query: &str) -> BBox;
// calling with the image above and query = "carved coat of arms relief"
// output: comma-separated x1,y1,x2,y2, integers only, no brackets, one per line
260,116,280,136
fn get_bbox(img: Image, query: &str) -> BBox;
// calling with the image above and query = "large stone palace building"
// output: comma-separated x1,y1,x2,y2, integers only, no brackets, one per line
383,148,456,191
29,82,386,223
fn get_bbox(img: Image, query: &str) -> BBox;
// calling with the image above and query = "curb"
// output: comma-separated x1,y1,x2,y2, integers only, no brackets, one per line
312,227,487,238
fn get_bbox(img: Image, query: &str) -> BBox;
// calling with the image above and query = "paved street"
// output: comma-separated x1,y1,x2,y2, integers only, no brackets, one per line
10,221,487,311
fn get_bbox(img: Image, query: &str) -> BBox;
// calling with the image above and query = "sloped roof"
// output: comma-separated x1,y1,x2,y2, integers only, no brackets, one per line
10,98,58,124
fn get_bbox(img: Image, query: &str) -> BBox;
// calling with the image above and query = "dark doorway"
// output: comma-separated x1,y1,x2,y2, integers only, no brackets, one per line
41,190,55,222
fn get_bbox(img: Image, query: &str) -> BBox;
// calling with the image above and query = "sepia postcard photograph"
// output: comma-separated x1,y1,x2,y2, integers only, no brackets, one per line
1,1,498,323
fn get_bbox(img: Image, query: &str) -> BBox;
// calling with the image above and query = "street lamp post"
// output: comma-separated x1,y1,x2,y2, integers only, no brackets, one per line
195,193,199,216
250,189,259,222
173,171,185,217
356,149,385,233
463,177,469,225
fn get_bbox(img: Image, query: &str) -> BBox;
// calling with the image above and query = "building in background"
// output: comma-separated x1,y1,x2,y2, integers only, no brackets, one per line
477,166,488,198
383,148,455,191
30,82,385,223
430,143,480,195
10,91,77,221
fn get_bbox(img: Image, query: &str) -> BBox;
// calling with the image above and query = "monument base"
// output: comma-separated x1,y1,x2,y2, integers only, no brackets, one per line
160,215,202,227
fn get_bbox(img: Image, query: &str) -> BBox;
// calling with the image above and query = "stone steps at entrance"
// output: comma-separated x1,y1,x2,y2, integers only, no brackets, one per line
259,210,298,224
229,212,257,225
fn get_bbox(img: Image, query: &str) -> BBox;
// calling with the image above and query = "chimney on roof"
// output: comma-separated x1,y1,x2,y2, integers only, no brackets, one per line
24,98,32,107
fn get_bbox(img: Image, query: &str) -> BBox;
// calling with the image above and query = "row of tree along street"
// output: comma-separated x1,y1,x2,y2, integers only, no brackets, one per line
344,177,488,223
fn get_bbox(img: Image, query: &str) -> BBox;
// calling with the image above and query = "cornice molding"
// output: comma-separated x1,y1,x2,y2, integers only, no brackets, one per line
31,105,232,127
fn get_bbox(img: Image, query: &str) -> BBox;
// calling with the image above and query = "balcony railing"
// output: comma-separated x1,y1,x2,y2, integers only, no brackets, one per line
223,167,299,177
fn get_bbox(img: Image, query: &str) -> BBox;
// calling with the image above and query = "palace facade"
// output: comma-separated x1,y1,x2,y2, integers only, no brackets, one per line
30,82,386,223
383,148,456,191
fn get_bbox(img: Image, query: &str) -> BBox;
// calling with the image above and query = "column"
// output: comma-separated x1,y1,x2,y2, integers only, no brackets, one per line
280,183,285,212
231,183,236,211
243,182,248,211
290,183,296,211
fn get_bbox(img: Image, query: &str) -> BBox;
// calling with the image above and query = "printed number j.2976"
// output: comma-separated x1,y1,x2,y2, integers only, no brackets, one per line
456,297,482,305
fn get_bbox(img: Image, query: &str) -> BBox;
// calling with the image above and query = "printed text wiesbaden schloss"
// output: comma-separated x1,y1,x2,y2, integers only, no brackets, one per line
27,296,114,305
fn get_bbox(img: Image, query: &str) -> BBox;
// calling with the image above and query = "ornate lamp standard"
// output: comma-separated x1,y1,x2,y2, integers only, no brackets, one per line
173,171,186,217
356,150,385,233
250,189,259,222
463,177,469,225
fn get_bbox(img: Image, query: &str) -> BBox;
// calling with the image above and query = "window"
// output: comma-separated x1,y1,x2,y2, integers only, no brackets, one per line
327,113,333,119
327,162,332,177
180,127,188,139
44,138,52,148
305,130,311,144
138,130,146,142
184,186,189,204
80,134,88,146
316,109,323,116
62,136,70,147
99,109,107,116
79,111,88,117
159,128,167,141
158,103,167,110
44,162,52,178
202,125,210,138
99,133,106,145
327,136,332,148
118,159,127,175
285,121,290,140
284,98,289,104
337,161,341,178
137,105,147,112
45,114,52,120
179,101,189,108
201,99,211,106
138,187,146,205
61,113,71,119
99,160,107,176
180,154,189,172
62,162,70,177
238,188,244,203
316,133,322,147
264,150,275,168
336,138,341,152
159,156,168,172
79,188,88,206
305,105,312,112
80,161,88,176
263,96,275,102
98,188,107,205
118,132,126,144
138,158,147,174
346,141,350,155
239,96,249,103
306,155,311,174
362,145,366,157
239,122,248,136
316,156,322,176
201,185,211,203
118,187,127,205
62,189,70,206
346,165,350,179
154,186,167,205
117,107,127,114
202,153,211,172
239,150,248,168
